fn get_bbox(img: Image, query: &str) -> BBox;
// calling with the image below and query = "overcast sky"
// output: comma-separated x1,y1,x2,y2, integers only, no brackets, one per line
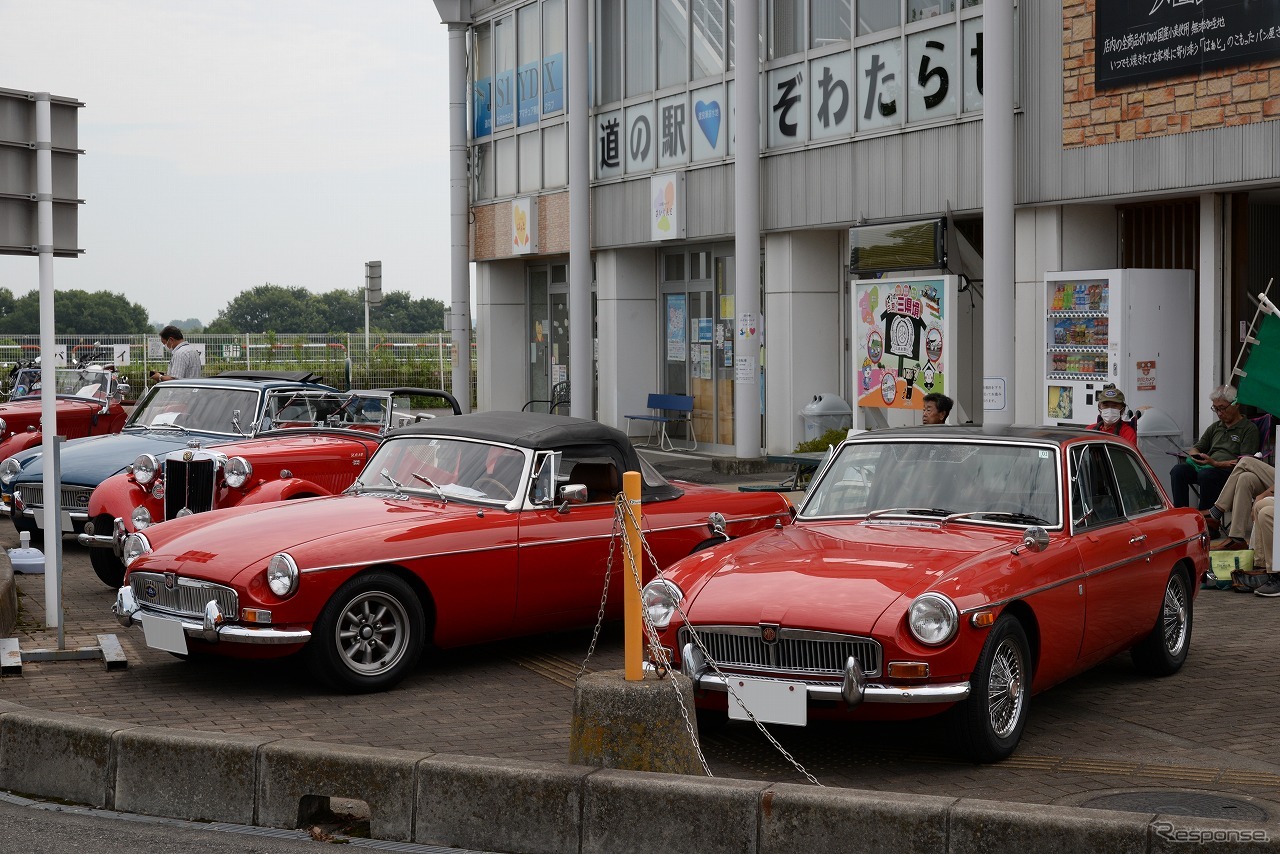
0,0,454,328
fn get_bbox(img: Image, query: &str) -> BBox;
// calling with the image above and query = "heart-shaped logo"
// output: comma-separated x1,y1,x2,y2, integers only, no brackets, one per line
695,100,721,147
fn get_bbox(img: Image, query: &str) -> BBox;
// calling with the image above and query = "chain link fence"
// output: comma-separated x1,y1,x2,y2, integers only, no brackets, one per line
0,332,475,407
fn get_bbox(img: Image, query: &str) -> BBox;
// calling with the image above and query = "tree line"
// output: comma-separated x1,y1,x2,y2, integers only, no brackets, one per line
0,284,446,335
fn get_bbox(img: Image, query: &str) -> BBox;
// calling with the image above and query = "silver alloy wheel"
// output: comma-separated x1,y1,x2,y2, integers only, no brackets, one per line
1161,575,1190,657
987,637,1027,739
334,590,411,675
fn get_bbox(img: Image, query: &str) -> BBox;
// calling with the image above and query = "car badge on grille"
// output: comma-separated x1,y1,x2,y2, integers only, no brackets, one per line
760,623,780,645
144,582,157,599
164,571,177,590
183,451,194,462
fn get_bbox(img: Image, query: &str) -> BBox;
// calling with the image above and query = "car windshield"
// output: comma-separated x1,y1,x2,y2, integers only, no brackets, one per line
800,440,1062,528
51,367,117,399
352,436,527,504
127,385,261,435
260,390,389,430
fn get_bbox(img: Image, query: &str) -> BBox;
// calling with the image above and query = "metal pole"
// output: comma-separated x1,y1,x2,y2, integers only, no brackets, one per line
733,0,762,459
445,19,473,412
623,471,642,680
568,0,591,419
983,0,1016,425
34,93,64,632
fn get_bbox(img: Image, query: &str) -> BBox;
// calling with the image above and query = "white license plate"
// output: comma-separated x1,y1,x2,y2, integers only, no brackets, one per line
141,613,189,656
31,508,73,533
725,677,808,726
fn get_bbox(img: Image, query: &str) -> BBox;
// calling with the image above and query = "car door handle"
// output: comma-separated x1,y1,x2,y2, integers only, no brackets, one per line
1129,535,1147,545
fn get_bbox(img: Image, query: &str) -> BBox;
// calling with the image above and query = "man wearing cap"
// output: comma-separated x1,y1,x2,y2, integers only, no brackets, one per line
1086,384,1138,447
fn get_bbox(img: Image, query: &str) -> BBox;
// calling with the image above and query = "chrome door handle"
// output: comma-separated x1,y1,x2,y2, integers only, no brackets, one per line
1129,535,1147,545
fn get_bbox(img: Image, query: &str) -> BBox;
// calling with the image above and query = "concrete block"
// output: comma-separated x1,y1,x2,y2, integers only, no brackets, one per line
949,798,1150,854
0,709,133,808
569,670,702,774
582,768,770,854
415,754,595,854
758,783,956,854
114,726,275,824
258,739,430,843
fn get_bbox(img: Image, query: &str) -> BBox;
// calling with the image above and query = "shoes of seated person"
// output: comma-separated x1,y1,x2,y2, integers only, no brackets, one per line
1210,537,1248,551
1254,574,1280,597
1199,511,1221,534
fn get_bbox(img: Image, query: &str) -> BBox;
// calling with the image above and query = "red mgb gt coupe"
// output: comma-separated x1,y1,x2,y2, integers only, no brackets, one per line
113,411,795,693
642,426,1208,762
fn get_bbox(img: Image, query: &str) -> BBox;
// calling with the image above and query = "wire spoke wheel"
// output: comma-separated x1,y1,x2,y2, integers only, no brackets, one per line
986,637,1026,740
1160,576,1189,657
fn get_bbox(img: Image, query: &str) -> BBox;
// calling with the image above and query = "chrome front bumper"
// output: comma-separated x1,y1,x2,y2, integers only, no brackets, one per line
113,586,311,646
77,517,124,551
673,642,970,706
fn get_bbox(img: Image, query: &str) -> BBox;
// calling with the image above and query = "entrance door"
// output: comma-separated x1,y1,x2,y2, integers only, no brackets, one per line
527,264,569,411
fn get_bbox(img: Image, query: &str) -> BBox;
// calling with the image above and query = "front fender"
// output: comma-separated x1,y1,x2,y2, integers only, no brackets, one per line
88,475,150,519
239,477,333,505
0,431,40,461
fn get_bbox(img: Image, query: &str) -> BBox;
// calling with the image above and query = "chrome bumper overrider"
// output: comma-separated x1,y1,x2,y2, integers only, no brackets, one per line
113,586,311,646
77,517,125,551
670,642,970,706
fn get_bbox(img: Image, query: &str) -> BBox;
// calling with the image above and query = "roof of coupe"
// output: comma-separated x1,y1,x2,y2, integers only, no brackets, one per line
850,423,1109,446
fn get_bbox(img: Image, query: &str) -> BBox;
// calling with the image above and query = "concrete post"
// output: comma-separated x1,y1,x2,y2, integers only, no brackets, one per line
982,0,1016,426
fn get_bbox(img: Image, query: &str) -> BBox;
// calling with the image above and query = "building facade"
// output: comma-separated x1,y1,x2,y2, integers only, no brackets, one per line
443,0,1280,456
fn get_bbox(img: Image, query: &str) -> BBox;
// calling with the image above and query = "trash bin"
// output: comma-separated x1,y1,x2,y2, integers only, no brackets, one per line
799,393,852,442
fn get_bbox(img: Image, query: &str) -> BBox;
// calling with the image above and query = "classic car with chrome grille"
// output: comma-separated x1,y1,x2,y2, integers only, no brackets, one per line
642,426,1208,762
113,411,795,693
0,364,130,462
78,387,461,588
0,371,334,542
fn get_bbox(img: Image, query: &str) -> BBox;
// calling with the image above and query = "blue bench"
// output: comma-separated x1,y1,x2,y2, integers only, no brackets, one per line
625,393,697,452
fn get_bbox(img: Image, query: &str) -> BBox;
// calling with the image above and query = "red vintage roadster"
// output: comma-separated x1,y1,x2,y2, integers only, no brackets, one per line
642,426,1208,762
113,412,794,693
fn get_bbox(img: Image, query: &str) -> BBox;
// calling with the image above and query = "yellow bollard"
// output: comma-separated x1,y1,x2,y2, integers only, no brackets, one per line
622,470,643,681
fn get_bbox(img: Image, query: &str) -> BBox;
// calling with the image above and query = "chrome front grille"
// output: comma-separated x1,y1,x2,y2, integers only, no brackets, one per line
129,571,238,620
16,483,94,512
164,455,218,519
680,625,882,678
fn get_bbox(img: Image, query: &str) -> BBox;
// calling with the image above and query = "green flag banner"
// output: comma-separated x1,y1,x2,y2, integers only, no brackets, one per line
1238,312,1280,413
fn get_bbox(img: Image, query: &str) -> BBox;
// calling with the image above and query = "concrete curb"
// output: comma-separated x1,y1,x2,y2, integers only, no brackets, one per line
0,564,16,637
0,700,1277,853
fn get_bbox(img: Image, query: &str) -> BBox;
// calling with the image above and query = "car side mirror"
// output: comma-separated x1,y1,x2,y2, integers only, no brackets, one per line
558,483,589,506
1012,526,1050,555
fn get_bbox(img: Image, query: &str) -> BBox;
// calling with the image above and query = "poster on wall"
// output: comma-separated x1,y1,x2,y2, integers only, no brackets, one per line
666,294,687,361
854,278,946,411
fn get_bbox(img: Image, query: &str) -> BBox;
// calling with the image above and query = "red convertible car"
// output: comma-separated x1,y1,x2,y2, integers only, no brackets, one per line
79,387,460,588
112,412,795,693
0,364,129,461
642,426,1208,762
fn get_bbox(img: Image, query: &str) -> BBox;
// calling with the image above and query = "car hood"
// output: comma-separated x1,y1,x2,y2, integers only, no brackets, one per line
133,492,497,581
9,429,235,485
676,520,1021,631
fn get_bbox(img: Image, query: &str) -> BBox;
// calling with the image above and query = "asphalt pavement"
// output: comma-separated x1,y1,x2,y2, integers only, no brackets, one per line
2,451,1279,826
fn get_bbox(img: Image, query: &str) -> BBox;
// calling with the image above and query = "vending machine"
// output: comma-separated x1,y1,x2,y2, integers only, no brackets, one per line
1041,268,1194,447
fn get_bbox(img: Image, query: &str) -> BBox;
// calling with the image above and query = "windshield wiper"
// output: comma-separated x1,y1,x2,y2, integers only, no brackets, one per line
864,507,953,520
941,510,1050,526
410,471,448,503
147,422,190,434
380,468,406,499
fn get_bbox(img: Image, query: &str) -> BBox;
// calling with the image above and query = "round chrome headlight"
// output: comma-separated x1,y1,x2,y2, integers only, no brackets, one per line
132,454,159,486
121,532,151,567
266,552,299,597
224,456,253,489
0,417,7,435
130,505,152,530
641,578,684,629
908,593,960,646
0,457,20,485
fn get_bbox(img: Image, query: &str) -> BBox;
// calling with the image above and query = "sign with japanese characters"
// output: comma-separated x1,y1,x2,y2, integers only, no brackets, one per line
855,277,948,411
810,52,854,140
908,27,958,122
657,93,690,168
596,109,623,179
625,102,656,173
1096,0,1280,90
963,17,984,113
856,38,903,132
651,173,685,241
768,63,808,148
690,84,726,161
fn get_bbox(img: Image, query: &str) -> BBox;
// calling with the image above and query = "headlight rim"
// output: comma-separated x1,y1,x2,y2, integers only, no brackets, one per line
121,532,152,568
0,457,20,485
130,505,152,530
266,552,299,597
907,592,960,647
641,577,684,630
224,456,253,489
132,453,159,486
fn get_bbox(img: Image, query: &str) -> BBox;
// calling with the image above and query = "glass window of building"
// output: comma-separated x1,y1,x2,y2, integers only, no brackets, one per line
543,0,565,115
517,4,540,126
598,0,622,104
496,135,518,196
769,0,804,59
857,0,900,35
691,0,726,80
495,14,515,128
543,122,567,188
474,142,494,199
625,0,655,97
812,0,851,47
658,0,690,89
907,0,955,23
519,131,541,193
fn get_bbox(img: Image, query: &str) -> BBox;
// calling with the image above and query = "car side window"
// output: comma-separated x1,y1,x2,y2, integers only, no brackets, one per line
559,445,625,503
1107,445,1165,516
1071,444,1121,529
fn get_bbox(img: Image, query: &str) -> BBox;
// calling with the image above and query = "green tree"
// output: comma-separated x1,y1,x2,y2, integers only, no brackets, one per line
316,289,364,332
372,292,446,332
0,289,150,335
208,284,321,333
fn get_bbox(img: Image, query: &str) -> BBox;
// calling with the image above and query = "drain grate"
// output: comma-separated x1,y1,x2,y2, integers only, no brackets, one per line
1081,791,1270,821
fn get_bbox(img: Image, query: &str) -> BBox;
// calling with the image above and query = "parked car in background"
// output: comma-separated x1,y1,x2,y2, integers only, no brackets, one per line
642,426,1208,762
0,364,130,462
113,411,796,693
0,370,335,542
80,387,460,587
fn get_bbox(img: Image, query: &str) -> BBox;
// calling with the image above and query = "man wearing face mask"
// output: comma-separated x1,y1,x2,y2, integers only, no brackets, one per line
1086,384,1137,447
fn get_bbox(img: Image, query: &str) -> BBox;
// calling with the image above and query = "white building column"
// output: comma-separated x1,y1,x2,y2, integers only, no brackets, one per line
595,249,658,432
732,0,762,457
567,0,592,419
982,0,1016,425
1198,192,1225,439
474,260,526,412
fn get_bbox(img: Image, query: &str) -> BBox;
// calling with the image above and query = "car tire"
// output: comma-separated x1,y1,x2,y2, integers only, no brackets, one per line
952,614,1031,763
1131,569,1192,677
90,548,125,588
307,571,426,694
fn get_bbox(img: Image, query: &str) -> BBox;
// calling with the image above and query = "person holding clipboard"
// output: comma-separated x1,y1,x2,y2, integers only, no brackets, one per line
1168,385,1259,510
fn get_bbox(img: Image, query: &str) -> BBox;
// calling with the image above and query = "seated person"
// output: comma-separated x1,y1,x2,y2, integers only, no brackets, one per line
922,393,953,425
1169,385,1259,510
1203,458,1274,550
1252,496,1276,597
1086,384,1137,447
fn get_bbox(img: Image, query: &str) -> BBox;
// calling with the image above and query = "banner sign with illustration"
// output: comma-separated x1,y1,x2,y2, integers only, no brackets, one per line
855,277,947,410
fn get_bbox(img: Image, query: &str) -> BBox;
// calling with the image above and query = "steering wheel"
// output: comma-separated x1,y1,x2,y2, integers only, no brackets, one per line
473,476,515,500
